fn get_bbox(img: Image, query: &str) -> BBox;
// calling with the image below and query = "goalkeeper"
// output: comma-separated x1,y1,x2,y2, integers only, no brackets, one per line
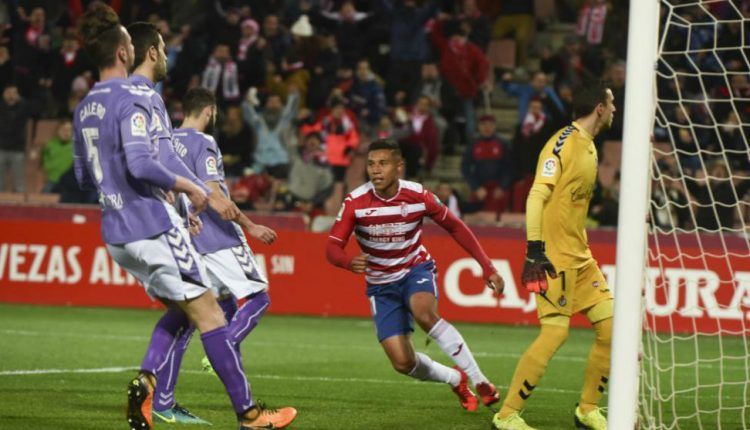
491,81,616,430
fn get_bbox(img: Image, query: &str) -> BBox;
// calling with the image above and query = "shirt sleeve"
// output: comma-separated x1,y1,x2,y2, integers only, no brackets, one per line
192,138,224,183
533,131,571,187
423,190,450,223
328,197,357,243
119,99,176,190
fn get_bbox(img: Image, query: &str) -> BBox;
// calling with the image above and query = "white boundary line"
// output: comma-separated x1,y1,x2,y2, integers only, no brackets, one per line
0,329,586,363
0,367,740,400
0,366,582,395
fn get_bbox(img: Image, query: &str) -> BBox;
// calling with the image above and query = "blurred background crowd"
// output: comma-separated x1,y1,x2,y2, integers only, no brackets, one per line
8,0,744,233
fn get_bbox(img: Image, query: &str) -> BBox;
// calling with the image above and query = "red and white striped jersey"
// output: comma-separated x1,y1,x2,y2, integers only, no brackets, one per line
329,180,450,285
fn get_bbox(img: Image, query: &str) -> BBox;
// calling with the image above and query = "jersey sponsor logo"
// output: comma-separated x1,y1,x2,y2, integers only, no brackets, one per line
79,102,106,122
98,193,123,210
205,156,218,175
571,184,594,202
541,157,557,177
130,113,147,136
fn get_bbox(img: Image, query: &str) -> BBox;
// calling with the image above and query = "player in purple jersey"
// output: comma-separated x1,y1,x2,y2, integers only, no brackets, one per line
126,22,238,231
125,22,280,425
156,87,277,415
73,5,296,430
125,22,250,425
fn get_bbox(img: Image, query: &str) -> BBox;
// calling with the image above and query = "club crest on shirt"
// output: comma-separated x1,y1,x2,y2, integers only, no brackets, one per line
131,112,147,136
541,157,557,177
205,156,218,175
400,202,409,217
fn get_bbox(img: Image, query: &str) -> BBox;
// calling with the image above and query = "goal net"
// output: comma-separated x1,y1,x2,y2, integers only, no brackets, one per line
641,0,750,428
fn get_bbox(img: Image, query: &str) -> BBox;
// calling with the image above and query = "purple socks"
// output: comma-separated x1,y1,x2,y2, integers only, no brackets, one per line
151,293,269,412
201,326,254,414
227,291,270,346
140,308,190,376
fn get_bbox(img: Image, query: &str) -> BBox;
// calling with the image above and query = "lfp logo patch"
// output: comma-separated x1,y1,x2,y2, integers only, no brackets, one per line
541,157,557,177
131,112,147,137
205,156,218,175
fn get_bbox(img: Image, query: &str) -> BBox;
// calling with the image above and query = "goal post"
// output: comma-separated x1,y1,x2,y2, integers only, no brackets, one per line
609,0,661,429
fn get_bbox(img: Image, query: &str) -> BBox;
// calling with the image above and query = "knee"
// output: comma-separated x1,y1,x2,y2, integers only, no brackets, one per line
414,312,440,333
594,318,613,346
391,357,417,375
539,323,570,350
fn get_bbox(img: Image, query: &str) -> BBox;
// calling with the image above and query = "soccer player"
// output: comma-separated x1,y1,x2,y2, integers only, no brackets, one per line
326,138,504,411
490,81,616,430
72,5,296,429
154,86,278,423
125,21,259,424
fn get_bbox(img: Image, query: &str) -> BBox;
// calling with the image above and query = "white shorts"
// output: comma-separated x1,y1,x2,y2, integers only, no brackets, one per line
106,205,211,301
203,242,268,299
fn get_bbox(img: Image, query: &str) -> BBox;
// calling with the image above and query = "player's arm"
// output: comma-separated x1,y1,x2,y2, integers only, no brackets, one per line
205,180,277,244
190,142,243,221
522,142,565,293
325,198,367,273
120,103,207,211
425,191,504,293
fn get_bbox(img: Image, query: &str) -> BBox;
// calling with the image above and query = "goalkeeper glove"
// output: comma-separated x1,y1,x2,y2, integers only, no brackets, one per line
521,241,557,294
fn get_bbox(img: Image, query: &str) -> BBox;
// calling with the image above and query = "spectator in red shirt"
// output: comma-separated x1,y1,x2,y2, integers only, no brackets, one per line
461,115,512,214
430,17,489,144
320,97,360,182
399,95,439,178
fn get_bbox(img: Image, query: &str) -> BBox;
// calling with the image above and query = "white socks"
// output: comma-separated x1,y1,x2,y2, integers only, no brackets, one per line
408,352,461,387
428,318,488,386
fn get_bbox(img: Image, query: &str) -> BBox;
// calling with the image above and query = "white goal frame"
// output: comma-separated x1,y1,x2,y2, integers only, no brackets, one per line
608,0,661,429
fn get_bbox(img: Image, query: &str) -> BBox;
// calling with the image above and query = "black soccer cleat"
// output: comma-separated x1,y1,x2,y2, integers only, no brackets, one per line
126,374,154,430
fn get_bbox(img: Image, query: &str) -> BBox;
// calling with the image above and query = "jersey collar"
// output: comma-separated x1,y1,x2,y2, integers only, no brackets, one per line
371,179,403,202
129,73,155,89
571,121,594,141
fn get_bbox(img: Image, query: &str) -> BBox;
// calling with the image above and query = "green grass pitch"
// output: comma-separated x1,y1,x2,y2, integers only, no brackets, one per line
0,304,747,429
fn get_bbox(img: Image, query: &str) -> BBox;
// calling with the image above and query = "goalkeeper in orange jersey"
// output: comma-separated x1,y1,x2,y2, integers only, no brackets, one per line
490,81,616,430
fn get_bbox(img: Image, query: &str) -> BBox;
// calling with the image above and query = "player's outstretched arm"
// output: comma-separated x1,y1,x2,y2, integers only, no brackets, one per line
172,176,208,213
522,183,557,294
201,180,240,221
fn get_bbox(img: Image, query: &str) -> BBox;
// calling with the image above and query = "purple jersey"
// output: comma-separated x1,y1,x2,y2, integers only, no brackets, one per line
129,74,206,192
73,78,177,245
173,128,242,254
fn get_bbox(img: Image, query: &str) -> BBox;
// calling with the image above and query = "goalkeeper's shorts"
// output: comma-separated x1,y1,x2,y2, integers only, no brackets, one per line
536,260,612,321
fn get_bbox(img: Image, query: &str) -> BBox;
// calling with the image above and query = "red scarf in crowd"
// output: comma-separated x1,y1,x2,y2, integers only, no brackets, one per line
576,2,607,45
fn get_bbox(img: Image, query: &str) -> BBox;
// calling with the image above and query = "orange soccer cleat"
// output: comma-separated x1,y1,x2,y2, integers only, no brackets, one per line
126,374,154,430
476,381,501,407
451,366,479,411
240,403,298,429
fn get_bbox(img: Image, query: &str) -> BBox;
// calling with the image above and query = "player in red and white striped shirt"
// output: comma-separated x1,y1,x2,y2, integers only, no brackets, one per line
326,139,505,411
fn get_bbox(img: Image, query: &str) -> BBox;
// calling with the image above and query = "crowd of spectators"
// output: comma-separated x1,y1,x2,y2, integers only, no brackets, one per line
2,0,745,232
